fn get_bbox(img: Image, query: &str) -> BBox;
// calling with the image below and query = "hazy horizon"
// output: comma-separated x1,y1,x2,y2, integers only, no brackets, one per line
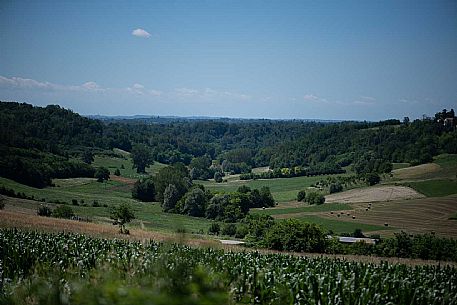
1,0,456,121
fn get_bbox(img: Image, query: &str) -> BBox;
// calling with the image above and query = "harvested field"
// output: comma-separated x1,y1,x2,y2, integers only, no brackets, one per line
392,163,441,180
320,196,457,238
325,186,424,203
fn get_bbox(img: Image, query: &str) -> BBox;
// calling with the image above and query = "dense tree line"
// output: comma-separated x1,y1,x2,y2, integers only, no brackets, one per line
1,102,456,186
0,146,95,187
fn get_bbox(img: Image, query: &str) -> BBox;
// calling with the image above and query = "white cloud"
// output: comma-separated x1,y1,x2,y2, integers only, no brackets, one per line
303,94,329,103
303,94,319,101
81,81,103,91
126,83,144,93
0,76,57,90
132,28,151,38
175,88,199,97
0,76,105,92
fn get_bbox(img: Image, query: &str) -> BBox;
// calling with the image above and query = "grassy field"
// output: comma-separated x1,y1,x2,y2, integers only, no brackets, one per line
250,203,352,216
404,179,457,197
0,176,213,234
92,154,167,179
2,153,456,238
199,174,340,202
392,154,457,181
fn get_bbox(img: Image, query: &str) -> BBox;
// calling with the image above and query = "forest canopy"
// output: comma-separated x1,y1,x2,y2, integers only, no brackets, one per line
1,101,456,187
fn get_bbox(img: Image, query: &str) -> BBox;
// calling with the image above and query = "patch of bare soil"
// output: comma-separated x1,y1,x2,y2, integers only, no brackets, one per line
110,175,136,185
325,186,424,204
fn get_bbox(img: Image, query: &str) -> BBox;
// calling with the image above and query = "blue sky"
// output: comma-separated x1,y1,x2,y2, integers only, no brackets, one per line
0,0,456,120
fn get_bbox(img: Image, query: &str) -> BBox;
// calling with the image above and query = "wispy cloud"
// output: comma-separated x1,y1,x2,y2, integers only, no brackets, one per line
352,96,376,105
0,75,253,103
301,93,376,106
132,28,151,38
0,75,165,98
0,76,104,92
399,98,418,105
303,94,328,103
303,94,319,101
174,87,250,100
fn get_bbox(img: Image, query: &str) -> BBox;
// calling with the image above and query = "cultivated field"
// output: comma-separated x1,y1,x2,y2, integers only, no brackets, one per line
325,185,424,203
328,195,457,237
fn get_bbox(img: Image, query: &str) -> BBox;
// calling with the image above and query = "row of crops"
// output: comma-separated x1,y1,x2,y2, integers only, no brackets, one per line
1,228,456,304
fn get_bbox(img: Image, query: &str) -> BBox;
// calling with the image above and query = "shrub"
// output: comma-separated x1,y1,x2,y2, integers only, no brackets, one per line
235,224,249,239
114,168,121,176
329,183,343,194
132,178,156,202
92,200,100,207
52,205,75,219
297,190,306,202
37,205,52,217
72,199,79,206
95,167,110,182
208,223,221,235
306,192,325,205
0,199,5,210
214,171,223,183
221,223,237,236
365,173,380,186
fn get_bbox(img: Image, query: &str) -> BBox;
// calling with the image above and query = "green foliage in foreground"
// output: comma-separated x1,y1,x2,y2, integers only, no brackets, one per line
242,215,457,261
1,229,457,305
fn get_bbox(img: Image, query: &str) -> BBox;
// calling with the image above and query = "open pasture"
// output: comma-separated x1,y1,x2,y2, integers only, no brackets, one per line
0,176,213,234
92,154,167,179
200,174,343,202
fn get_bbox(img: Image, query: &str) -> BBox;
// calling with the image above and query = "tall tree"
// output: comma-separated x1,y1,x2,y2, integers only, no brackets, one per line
131,144,153,173
162,184,180,212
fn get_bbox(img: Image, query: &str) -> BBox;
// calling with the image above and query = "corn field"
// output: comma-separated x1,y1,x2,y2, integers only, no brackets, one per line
1,228,456,305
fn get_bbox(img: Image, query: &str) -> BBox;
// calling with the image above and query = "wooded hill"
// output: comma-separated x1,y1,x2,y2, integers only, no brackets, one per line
1,101,456,187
